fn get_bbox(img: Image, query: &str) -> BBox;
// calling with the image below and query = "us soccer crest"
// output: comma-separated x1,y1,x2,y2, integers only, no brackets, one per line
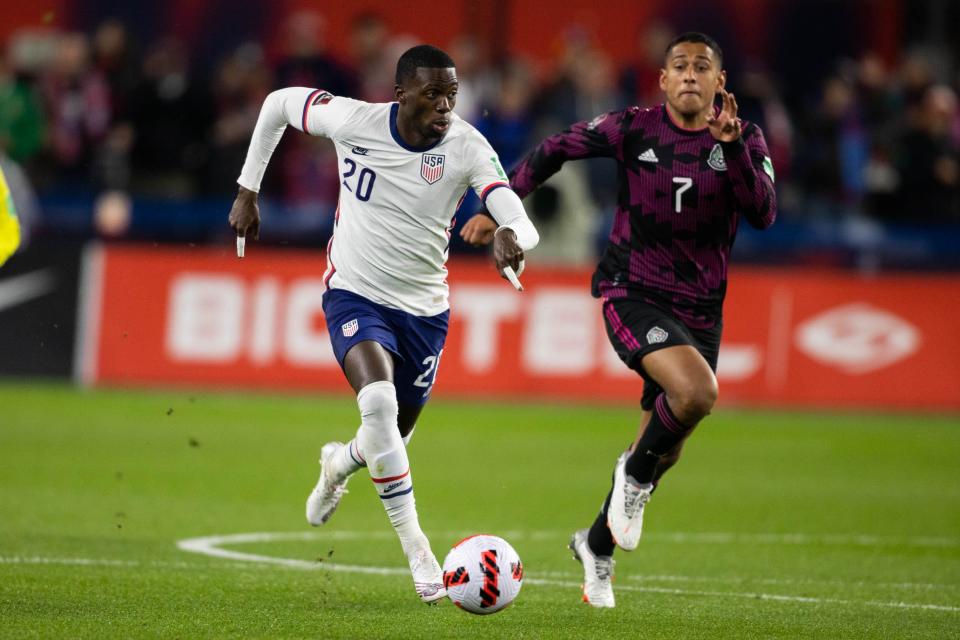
708,144,727,171
420,154,445,184
341,319,359,337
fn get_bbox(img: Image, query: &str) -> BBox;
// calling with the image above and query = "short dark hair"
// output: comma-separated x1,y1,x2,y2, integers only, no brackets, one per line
395,45,455,85
665,32,723,67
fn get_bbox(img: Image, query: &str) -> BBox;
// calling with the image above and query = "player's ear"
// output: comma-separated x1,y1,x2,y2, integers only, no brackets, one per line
716,70,726,91
395,85,405,104
658,68,668,92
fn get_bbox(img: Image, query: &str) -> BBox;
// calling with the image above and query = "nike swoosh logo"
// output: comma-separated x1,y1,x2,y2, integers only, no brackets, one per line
0,269,57,313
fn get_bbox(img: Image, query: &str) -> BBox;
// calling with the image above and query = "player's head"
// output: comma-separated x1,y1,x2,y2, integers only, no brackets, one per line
659,32,725,120
395,45,458,142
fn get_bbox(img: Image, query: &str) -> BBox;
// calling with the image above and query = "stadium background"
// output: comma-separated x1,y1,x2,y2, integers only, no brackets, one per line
1,0,957,409
2,2,959,637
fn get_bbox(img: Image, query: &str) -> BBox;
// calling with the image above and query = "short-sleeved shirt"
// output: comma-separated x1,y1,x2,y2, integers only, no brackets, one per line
299,91,511,317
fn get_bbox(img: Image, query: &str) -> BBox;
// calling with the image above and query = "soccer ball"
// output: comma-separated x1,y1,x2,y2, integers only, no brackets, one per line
442,534,523,615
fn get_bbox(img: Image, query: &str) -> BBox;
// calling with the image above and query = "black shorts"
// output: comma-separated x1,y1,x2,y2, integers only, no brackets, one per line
601,297,723,410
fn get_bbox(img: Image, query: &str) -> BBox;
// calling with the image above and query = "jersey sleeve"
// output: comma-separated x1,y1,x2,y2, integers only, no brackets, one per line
237,88,361,193
509,109,626,199
300,91,362,138
463,130,513,205
720,123,777,230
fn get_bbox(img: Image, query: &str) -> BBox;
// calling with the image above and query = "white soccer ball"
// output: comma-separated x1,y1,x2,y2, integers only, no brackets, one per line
442,534,523,615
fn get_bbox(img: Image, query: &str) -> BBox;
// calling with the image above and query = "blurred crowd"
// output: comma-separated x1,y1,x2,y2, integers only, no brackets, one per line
1,12,958,255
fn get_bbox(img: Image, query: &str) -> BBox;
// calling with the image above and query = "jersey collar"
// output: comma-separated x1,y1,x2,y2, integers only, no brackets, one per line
662,103,712,136
389,103,443,152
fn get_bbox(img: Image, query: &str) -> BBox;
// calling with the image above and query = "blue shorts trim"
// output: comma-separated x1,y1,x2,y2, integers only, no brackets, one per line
322,288,449,407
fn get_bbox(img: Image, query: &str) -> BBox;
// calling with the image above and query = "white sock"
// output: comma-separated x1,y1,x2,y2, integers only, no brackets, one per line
328,436,365,484
402,427,415,448
356,381,427,555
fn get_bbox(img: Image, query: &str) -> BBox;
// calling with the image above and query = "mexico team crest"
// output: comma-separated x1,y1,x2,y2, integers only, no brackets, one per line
420,154,445,184
708,143,727,171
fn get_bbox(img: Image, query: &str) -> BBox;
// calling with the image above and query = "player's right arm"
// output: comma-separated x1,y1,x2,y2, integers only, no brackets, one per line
461,110,626,246
508,110,626,199
230,88,358,242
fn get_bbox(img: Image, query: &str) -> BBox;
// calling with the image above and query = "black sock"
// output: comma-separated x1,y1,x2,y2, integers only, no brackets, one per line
586,458,625,557
587,489,616,557
625,393,693,484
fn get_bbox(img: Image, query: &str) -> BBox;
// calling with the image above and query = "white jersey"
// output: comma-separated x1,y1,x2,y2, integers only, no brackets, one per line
302,91,512,316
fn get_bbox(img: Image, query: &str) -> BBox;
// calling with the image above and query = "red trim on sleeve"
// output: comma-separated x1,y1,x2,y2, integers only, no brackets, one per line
302,89,322,134
480,181,510,202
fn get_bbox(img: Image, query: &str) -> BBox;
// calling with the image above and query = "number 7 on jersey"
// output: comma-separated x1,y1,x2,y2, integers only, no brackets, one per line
672,176,693,213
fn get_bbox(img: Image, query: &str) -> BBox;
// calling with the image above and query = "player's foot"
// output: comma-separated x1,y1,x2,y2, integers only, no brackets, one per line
305,442,349,526
569,529,615,608
407,547,446,604
606,452,653,551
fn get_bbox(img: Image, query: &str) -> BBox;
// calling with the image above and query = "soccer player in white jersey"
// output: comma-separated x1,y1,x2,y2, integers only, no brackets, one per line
228,45,539,604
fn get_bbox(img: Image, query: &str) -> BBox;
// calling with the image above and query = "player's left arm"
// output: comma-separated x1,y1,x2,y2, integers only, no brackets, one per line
465,133,540,282
707,89,777,230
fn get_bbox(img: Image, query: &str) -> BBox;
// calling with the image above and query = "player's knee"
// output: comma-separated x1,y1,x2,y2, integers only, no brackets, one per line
671,379,717,424
357,381,400,453
357,381,398,422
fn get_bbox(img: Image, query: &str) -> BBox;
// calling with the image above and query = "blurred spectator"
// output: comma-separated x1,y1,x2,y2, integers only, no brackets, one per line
39,33,111,183
267,10,355,243
529,30,618,260
857,53,901,219
618,21,673,107
894,84,960,222
205,43,271,195
447,33,497,124
91,19,138,121
128,37,212,196
0,47,45,165
349,13,394,103
274,10,356,96
92,189,132,238
899,50,936,118
796,74,866,218
476,60,536,168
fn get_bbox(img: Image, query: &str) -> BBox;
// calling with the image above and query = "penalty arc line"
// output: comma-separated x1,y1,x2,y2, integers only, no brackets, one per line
174,531,960,614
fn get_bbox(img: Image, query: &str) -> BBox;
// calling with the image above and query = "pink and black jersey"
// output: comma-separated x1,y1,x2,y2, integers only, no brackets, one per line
510,104,777,329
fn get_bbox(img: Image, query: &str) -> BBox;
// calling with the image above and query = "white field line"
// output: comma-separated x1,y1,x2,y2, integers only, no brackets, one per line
494,530,960,548
5,553,956,614
4,555,955,593
172,531,960,614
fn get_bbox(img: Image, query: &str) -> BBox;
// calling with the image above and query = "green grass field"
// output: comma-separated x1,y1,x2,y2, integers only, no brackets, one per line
1,382,958,639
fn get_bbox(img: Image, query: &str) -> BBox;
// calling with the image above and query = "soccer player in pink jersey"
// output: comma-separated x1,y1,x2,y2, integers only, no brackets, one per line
462,32,776,607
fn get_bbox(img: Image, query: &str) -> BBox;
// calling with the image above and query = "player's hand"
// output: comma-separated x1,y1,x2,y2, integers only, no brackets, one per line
460,213,497,246
228,186,260,253
493,227,524,289
706,88,742,142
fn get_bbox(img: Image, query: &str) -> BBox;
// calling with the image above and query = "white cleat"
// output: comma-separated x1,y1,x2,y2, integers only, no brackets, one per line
606,452,653,551
407,547,447,604
569,529,615,608
305,442,349,526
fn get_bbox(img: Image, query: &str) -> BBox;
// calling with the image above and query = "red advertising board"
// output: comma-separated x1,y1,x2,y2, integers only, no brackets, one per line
78,244,960,410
